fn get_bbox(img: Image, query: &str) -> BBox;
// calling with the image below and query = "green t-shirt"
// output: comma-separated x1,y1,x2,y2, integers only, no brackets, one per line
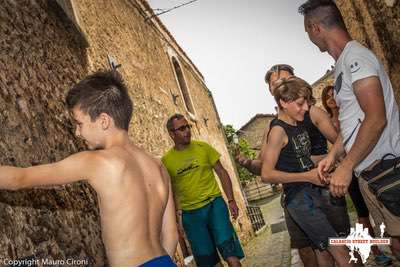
162,140,222,211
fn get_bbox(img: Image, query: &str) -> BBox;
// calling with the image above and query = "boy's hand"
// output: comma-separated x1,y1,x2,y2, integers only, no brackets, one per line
232,144,241,158
308,168,325,186
317,154,335,183
235,154,251,168
228,199,239,220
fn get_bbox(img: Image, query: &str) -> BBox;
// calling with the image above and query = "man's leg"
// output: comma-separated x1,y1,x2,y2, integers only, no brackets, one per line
182,204,221,267
208,197,244,267
225,256,241,267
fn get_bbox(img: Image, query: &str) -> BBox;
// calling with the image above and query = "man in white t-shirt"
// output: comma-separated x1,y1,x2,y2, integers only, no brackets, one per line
299,0,400,260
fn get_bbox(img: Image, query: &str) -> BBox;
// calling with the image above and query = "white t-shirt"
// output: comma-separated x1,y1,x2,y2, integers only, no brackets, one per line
334,40,400,175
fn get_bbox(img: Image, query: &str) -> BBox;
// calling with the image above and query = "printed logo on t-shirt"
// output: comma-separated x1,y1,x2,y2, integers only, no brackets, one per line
350,61,361,73
177,160,200,175
334,72,343,94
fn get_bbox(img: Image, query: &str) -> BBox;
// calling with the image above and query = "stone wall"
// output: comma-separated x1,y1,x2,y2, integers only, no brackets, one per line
0,0,253,266
0,0,105,265
336,0,400,103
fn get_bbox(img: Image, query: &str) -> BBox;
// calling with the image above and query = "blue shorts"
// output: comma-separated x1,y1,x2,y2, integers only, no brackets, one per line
285,185,348,250
182,197,244,267
139,255,176,267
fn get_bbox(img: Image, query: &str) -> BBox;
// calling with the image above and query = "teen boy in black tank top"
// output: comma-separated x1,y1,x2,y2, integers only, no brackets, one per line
260,77,353,267
269,118,314,201
237,65,351,266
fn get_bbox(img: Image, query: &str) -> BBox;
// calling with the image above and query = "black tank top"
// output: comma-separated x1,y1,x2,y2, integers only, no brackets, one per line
299,111,328,155
269,119,315,196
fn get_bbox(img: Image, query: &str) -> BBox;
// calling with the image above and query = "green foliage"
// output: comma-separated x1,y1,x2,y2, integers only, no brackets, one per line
223,125,257,182
224,125,236,144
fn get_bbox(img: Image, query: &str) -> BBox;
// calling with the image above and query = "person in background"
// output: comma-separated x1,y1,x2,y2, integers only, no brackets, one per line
162,114,244,267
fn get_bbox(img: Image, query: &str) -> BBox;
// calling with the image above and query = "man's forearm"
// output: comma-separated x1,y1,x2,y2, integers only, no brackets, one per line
342,117,386,170
218,170,235,201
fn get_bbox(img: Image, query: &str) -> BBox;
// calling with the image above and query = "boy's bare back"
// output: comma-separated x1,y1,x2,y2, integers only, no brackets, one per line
87,143,176,266
0,142,177,266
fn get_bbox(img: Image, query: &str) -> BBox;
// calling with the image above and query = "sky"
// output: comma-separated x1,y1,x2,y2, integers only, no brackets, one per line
148,0,335,129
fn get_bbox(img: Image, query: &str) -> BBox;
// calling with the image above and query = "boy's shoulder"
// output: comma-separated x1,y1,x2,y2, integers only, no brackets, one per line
269,119,288,132
98,145,158,169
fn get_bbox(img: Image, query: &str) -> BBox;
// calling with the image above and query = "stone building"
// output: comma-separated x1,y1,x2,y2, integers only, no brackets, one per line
237,114,276,154
0,0,252,266
237,114,277,201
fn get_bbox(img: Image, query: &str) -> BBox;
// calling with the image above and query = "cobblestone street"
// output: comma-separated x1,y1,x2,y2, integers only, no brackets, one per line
241,194,400,267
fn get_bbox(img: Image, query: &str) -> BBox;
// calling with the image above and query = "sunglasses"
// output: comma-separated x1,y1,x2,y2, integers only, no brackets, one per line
265,64,294,84
173,124,192,132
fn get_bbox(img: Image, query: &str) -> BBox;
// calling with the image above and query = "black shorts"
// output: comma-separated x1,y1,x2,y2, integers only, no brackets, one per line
348,175,370,218
283,187,350,250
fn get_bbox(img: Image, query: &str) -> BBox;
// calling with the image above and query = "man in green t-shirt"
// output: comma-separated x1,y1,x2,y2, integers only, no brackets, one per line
162,114,244,267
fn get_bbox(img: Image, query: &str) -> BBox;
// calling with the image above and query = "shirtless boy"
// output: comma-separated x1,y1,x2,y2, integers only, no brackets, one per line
0,71,178,267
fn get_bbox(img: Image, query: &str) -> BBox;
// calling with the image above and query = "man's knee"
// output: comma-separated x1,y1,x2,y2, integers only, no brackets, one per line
225,256,241,267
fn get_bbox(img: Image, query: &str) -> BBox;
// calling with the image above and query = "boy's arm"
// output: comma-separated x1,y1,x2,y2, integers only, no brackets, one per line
160,164,178,257
214,161,239,219
235,155,262,175
261,126,322,185
310,105,338,144
309,106,339,164
317,134,345,182
235,126,269,175
0,151,102,190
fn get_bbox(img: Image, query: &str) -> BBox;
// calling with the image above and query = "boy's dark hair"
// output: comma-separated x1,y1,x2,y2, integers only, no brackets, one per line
298,0,346,30
274,76,315,109
166,114,185,131
66,71,133,130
